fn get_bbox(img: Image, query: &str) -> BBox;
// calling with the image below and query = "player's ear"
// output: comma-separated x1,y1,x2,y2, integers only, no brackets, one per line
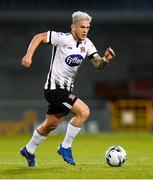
71,23,75,32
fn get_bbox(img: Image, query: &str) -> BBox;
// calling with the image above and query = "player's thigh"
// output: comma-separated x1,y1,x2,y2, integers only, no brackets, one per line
70,98,90,117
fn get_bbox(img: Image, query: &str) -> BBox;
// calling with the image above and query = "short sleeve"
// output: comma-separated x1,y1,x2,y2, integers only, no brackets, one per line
47,31,51,44
86,39,98,58
47,30,67,46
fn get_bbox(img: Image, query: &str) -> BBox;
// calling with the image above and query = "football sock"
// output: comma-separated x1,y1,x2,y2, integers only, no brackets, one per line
26,129,47,154
62,122,81,148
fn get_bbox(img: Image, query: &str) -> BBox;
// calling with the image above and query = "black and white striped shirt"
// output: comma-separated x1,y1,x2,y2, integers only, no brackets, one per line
44,31,97,92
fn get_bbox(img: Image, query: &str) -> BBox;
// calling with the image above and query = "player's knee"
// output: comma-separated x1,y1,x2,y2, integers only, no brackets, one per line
80,107,90,120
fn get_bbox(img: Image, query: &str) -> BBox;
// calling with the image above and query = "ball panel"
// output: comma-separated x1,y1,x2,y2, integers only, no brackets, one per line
105,146,127,167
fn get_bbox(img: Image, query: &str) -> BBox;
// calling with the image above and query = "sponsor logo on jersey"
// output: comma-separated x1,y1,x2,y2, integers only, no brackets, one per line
65,54,83,67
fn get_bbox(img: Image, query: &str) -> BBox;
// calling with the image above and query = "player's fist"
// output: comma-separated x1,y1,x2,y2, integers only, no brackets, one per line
21,54,32,68
103,47,115,62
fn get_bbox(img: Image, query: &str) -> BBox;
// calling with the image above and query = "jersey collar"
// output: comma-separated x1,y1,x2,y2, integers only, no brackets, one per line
70,32,83,47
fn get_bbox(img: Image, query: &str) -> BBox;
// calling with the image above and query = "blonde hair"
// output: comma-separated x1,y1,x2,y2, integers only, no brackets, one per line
72,11,92,23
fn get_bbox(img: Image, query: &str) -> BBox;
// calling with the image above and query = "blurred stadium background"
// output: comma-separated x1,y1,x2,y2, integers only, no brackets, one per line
0,0,153,134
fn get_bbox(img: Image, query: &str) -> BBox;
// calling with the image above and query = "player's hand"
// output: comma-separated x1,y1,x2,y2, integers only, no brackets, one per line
103,47,115,62
21,54,32,68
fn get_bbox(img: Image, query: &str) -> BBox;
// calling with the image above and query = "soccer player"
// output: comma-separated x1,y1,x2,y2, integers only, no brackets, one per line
20,11,115,167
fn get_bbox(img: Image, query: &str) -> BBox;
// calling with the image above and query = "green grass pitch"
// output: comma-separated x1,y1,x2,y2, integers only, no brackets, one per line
0,132,153,179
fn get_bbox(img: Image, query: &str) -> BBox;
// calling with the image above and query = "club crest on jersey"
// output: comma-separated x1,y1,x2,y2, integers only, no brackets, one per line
80,47,85,53
65,54,83,67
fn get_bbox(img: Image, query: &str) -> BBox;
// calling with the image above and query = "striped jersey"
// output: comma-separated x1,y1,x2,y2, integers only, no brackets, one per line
44,31,97,92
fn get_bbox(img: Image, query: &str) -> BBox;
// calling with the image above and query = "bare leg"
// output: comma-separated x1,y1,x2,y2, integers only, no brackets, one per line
37,113,64,136
62,98,90,148
26,113,64,154
58,99,90,165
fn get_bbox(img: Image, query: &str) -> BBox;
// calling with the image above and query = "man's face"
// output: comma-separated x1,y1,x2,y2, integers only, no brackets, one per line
72,20,90,41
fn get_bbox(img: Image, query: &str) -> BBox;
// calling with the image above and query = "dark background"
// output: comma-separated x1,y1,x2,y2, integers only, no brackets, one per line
0,0,153,100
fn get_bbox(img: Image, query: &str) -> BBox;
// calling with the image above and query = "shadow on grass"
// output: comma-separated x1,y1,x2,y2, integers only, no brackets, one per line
0,165,72,178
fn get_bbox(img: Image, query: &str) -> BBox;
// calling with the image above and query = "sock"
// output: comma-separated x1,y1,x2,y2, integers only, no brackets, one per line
62,123,81,148
26,129,47,154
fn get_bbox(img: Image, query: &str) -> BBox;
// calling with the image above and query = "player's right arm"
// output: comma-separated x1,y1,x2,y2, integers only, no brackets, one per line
21,32,48,68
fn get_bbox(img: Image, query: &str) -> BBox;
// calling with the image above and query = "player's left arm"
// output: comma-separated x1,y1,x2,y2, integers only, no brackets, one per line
91,47,115,69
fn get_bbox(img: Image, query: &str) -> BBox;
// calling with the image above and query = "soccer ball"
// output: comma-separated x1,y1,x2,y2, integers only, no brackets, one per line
105,146,127,167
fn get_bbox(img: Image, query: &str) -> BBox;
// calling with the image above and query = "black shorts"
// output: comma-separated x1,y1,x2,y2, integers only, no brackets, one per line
44,89,77,115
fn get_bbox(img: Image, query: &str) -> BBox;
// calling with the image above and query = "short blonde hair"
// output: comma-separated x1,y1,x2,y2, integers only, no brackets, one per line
72,11,92,23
